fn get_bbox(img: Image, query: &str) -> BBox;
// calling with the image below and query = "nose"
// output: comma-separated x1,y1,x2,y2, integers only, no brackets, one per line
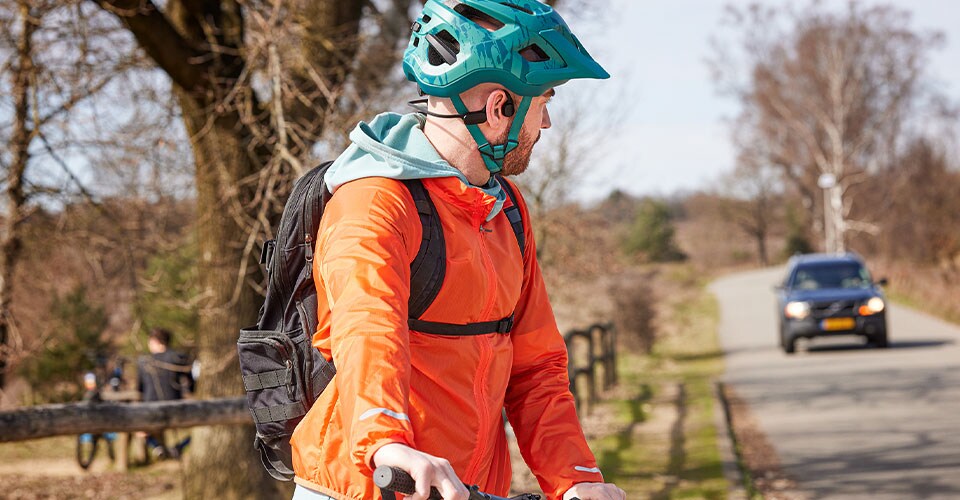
540,107,551,130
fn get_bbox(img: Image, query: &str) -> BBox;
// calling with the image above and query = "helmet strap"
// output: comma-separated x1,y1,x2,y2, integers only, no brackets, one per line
451,94,532,174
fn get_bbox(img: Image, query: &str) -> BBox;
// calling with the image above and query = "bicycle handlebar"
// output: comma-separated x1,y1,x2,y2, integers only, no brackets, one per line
373,465,547,500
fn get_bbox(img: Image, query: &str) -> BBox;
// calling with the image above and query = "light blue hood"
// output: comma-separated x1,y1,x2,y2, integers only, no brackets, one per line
325,112,505,221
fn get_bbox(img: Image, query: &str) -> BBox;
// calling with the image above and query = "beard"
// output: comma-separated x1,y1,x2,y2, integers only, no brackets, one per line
496,124,540,177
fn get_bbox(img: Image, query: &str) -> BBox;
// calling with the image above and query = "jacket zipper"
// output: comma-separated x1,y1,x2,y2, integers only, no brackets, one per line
477,224,498,318
464,221,498,482
465,335,493,483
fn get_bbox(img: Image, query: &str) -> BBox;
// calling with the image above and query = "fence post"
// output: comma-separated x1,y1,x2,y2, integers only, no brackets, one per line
599,322,617,389
564,328,596,412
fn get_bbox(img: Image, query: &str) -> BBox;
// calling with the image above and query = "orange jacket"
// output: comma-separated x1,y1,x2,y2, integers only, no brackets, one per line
291,175,602,499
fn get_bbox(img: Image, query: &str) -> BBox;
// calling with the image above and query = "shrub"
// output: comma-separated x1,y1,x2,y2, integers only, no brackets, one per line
610,276,657,354
623,199,687,263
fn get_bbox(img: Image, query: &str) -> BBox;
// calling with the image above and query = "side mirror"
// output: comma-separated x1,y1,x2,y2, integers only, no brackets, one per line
877,278,889,287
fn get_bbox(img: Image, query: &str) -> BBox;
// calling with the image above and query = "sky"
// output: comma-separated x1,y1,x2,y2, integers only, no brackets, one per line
555,0,960,202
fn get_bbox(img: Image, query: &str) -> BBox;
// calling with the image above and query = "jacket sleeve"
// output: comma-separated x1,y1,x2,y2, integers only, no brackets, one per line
315,180,422,473
503,184,603,500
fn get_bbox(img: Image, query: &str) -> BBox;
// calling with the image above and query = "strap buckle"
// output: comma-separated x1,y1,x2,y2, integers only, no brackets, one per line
496,316,514,334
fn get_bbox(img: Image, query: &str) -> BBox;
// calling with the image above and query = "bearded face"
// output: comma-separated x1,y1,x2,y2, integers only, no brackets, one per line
497,123,541,177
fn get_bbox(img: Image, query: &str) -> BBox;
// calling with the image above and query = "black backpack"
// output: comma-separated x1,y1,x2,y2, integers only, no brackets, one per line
237,161,525,481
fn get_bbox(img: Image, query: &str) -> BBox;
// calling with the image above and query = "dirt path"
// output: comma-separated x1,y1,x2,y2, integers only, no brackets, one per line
0,437,181,499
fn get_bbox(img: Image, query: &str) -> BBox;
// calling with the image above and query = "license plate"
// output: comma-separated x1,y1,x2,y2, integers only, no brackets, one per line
821,317,855,331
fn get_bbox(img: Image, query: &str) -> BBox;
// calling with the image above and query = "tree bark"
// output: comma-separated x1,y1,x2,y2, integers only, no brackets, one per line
1,0,38,391
175,86,287,498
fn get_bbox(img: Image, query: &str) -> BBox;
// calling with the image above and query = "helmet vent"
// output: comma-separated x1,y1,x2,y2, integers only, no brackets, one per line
453,4,504,31
435,30,461,54
499,2,533,15
519,44,550,62
427,45,445,66
427,30,460,66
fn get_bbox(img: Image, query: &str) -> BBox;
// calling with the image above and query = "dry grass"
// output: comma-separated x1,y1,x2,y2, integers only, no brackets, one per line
871,258,960,325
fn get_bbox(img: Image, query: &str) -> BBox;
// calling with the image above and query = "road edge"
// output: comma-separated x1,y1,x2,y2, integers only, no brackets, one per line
714,381,749,500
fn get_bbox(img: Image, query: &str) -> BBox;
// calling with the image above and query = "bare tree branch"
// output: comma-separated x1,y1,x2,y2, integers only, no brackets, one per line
92,0,208,91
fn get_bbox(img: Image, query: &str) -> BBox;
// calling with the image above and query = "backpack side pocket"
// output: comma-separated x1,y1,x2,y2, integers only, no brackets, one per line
238,327,307,481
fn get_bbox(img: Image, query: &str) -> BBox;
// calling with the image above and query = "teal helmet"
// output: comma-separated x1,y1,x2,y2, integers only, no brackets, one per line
402,0,609,173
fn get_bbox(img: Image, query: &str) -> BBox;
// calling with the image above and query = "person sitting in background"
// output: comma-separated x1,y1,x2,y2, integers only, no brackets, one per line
137,327,194,459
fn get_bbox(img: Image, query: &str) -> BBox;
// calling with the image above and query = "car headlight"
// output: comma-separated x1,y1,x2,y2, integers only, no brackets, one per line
785,301,811,319
859,297,885,315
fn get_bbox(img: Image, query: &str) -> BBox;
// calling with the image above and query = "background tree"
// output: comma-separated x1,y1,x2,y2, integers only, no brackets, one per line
861,137,960,266
718,161,782,266
623,198,686,263
0,0,135,394
711,2,947,253
84,0,406,495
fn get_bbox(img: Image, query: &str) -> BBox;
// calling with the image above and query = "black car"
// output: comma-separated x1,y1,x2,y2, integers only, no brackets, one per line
775,253,889,354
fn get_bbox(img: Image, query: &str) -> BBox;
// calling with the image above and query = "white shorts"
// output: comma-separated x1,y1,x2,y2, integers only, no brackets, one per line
292,484,336,500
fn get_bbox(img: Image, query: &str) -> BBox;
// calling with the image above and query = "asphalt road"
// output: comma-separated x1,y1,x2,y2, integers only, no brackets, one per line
711,267,960,500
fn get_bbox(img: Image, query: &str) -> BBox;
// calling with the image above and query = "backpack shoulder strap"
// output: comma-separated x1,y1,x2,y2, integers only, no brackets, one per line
403,179,446,320
496,175,526,257
402,177,522,336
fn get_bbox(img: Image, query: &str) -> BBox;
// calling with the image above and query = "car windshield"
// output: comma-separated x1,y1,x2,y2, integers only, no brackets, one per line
789,263,872,290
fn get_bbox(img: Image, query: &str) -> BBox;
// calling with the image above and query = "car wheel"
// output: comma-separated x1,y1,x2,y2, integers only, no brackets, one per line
783,335,796,354
872,331,889,349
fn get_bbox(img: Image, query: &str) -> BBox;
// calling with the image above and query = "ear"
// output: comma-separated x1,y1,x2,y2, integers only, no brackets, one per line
484,89,515,133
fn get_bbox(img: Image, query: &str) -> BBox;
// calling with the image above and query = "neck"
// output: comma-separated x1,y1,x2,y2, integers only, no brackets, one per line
422,117,491,186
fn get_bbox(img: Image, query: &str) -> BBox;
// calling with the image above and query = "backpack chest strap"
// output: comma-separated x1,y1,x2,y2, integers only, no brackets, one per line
408,314,514,336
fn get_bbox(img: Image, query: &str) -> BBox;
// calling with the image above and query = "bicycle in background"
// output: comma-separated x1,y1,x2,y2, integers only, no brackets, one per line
76,369,121,469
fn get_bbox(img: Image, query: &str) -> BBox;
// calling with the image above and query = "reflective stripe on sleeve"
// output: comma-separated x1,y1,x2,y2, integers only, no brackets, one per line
359,408,410,422
574,466,601,474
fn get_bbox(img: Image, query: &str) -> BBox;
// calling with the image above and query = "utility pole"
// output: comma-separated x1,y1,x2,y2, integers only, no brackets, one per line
818,173,838,253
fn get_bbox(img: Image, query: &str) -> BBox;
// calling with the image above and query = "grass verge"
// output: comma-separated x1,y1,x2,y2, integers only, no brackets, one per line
588,264,728,499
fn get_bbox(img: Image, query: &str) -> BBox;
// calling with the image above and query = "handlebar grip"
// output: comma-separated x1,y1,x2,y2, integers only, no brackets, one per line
374,466,443,499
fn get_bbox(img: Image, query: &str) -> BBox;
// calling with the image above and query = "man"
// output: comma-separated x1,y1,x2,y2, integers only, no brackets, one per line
137,327,193,459
291,1,624,499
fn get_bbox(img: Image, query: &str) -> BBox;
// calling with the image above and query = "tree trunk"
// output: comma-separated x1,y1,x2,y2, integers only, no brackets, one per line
176,92,287,499
1,0,37,392
757,231,768,266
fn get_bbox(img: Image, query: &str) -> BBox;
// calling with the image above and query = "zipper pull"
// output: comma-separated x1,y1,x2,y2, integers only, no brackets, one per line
305,233,314,262
480,226,493,233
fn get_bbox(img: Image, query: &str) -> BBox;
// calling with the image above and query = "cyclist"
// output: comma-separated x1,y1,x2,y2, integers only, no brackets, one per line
137,327,193,459
291,2,623,499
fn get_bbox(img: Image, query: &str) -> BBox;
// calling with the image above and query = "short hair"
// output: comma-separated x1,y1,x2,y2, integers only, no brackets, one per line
149,327,172,346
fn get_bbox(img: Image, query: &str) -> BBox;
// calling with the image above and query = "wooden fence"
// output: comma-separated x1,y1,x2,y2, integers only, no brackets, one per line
0,397,248,443
0,323,618,443
563,322,618,411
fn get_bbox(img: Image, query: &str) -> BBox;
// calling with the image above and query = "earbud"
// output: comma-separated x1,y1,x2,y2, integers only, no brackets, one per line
502,94,515,118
